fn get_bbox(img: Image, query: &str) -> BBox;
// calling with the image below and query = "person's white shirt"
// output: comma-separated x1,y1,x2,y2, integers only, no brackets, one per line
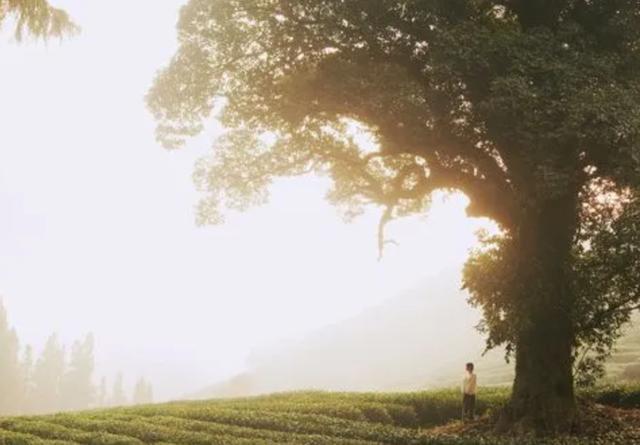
462,371,477,395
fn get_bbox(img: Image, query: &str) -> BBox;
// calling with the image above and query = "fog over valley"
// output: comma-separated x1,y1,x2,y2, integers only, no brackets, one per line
0,0,493,404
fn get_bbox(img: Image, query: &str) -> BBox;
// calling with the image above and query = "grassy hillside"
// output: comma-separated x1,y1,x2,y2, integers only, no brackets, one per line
605,320,640,381
194,270,640,399
1,387,640,445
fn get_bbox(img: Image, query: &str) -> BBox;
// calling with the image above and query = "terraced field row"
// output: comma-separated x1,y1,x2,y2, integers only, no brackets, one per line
0,387,639,445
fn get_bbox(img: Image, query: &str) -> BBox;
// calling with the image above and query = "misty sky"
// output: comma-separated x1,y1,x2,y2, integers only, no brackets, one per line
0,0,494,400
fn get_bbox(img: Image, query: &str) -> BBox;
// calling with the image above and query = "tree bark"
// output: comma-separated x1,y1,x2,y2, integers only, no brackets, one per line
502,193,579,433
509,0,567,29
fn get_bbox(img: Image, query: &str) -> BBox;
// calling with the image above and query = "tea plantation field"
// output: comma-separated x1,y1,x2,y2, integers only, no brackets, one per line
1,387,639,445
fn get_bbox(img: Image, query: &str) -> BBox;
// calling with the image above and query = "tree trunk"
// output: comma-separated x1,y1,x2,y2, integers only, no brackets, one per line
508,297,576,433
502,193,579,433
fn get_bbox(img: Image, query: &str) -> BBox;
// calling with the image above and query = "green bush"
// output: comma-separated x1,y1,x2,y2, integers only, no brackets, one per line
581,384,640,409
0,428,78,445
358,404,393,425
0,418,143,445
384,404,419,428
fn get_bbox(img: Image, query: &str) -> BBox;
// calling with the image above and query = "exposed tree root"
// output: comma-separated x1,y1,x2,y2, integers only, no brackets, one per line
422,401,640,442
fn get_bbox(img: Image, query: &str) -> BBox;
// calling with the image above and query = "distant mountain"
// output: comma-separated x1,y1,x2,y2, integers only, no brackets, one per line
192,269,513,399
193,271,640,400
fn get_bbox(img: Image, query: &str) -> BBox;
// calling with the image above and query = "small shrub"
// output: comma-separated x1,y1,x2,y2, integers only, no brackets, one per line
359,405,393,425
385,405,419,428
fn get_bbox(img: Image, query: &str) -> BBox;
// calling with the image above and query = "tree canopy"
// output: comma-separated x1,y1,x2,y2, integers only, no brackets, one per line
149,0,639,228
0,0,76,40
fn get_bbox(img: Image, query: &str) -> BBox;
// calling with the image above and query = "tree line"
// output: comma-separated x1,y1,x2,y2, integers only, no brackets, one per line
0,301,153,415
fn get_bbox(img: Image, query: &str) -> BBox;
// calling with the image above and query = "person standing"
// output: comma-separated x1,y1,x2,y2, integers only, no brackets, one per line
462,362,477,421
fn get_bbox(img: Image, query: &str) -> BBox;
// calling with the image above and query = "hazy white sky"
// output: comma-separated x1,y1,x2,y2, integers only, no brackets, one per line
0,0,493,400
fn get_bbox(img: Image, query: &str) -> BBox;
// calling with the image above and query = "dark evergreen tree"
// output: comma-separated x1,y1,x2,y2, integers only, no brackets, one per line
60,334,95,411
0,301,23,415
132,377,153,405
96,376,107,408
110,372,127,407
31,334,65,414
20,344,34,413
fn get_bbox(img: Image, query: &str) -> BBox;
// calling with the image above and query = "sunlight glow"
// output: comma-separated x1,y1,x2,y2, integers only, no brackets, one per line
0,0,496,400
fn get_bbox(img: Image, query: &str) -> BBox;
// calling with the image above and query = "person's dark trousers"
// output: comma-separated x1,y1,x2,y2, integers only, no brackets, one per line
462,394,476,421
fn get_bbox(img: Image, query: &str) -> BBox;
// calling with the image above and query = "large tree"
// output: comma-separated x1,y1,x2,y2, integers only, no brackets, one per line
148,0,640,432
0,0,76,40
